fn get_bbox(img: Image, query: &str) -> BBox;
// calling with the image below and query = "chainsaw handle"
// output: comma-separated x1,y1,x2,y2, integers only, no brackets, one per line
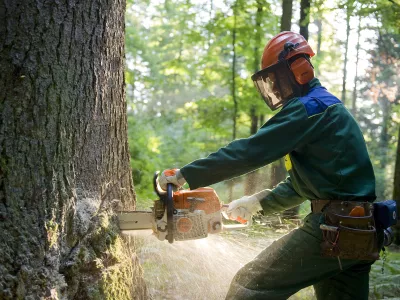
166,183,174,243
153,171,164,197
154,172,175,243
221,204,253,230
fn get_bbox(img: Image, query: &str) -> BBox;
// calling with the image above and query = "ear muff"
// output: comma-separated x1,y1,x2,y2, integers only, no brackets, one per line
290,57,314,85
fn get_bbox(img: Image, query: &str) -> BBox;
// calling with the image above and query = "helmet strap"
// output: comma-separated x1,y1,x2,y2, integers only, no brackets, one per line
278,42,300,61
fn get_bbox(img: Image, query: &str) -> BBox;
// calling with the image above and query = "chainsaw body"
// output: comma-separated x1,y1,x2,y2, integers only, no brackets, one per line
153,187,223,241
118,174,250,243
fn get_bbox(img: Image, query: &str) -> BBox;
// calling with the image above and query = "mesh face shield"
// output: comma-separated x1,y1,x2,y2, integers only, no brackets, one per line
251,60,301,110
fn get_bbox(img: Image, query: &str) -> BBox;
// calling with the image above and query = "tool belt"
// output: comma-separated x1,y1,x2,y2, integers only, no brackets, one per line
312,200,380,261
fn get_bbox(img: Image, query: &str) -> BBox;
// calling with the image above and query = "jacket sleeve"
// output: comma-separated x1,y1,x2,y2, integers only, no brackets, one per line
258,177,306,215
180,99,320,189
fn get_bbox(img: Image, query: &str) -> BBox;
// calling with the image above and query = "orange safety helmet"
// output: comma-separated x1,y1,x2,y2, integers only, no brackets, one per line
261,32,314,69
252,31,316,110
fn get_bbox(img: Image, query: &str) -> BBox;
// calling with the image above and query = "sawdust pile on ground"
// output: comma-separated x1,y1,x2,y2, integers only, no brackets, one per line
129,231,315,300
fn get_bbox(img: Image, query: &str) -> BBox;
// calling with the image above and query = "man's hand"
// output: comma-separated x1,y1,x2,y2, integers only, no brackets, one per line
157,169,186,192
225,192,267,223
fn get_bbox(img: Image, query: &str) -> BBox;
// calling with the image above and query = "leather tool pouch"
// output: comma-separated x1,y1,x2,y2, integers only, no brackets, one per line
320,202,379,261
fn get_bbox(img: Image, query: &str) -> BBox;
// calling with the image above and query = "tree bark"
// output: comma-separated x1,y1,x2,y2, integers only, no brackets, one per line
394,125,400,204
0,1,145,299
341,2,352,105
245,0,263,196
352,15,362,117
245,107,259,195
299,0,311,40
231,0,238,141
228,0,239,201
393,125,400,245
315,19,322,56
314,18,322,76
377,95,391,198
272,0,293,214
269,160,287,189
281,0,293,31
208,0,214,49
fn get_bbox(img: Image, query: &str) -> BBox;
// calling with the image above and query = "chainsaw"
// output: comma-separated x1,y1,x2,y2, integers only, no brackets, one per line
117,173,251,243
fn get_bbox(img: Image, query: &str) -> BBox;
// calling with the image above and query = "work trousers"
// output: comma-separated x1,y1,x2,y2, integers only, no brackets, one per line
225,212,378,300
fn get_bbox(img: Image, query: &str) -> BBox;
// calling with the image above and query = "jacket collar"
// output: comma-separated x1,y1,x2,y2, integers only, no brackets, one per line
281,78,323,109
305,78,321,93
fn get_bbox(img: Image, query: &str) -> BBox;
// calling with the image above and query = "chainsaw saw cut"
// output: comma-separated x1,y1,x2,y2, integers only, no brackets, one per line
117,173,251,243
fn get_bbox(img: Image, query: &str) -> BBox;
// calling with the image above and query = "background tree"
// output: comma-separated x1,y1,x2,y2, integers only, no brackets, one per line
393,125,400,244
245,0,265,195
351,14,362,116
358,32,400,200
125,0,400,222
340,0,354,105
299,0,311,40
0,1,145,299
125,0,400,297
267,0,294,195
281,0,293,32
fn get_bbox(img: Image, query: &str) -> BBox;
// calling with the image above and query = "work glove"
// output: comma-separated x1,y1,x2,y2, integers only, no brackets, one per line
225,190,270,223
157,169,186,192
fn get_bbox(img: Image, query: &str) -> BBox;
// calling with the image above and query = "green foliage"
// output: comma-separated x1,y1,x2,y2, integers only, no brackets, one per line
124,2,400,299
357,0,400,33
126,0,400,204
369,248,400,299
125,0,276,204
357,32,400,199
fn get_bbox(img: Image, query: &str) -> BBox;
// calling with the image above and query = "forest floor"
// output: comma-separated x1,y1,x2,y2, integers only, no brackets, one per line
129,219,400,300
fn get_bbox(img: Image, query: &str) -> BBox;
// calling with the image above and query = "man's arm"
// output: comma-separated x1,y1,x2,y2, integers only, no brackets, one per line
257,177,306,215
224,176,306,222
181,99,316,189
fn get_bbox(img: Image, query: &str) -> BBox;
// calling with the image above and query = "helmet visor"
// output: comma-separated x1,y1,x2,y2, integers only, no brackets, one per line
251,60,297,110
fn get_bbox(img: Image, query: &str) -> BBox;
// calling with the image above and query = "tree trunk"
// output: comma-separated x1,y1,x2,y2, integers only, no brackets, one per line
315,19,322,55
228,0,238,201
281,0,293,31
0,1,145,299
250,0,263,136
299,0,311,40
279,0,310,218
314,18,322,76
274,0,293,215
245,107,259,195
393,125,400,245
377,96,391,198
352,15,362,117
231,1,238,141
269,160,287,188
245,0,263,196
341,3,351,105
208,0,214,48
394,125,400,205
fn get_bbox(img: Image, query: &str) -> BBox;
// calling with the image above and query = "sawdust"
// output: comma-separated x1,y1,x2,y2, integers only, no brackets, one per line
133,233,269,300
128,229,316,300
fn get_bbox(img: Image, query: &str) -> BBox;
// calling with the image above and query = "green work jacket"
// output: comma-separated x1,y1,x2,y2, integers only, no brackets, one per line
180,78,376,215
